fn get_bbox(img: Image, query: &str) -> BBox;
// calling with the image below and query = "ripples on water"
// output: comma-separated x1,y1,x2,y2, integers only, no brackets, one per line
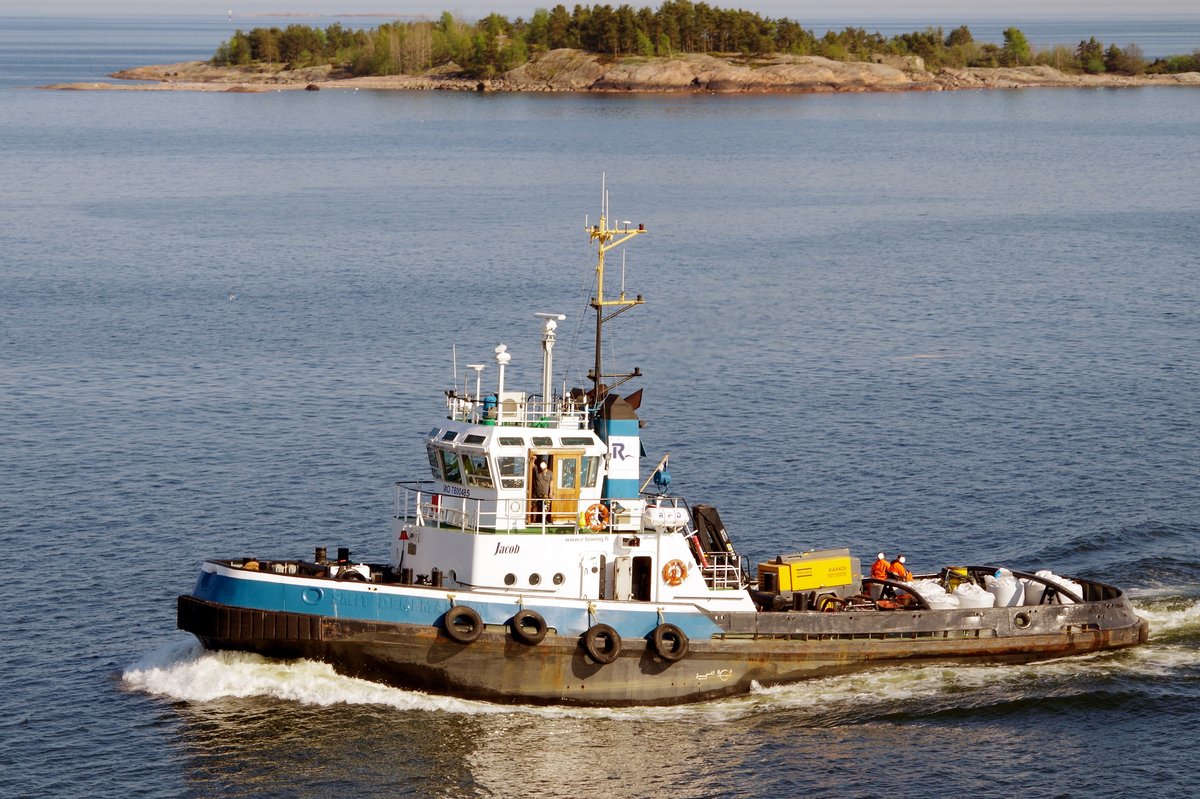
2,13,1199,799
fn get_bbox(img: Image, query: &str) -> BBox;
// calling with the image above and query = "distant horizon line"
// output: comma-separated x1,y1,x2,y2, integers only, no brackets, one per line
4,9,1199,22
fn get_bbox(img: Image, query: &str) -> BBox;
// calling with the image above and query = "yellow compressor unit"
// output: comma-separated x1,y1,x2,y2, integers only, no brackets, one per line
756,548,862,609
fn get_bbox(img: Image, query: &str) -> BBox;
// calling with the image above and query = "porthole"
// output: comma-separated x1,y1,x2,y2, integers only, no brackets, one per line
529,573,541,586
504,573,516,586
552,573,565,585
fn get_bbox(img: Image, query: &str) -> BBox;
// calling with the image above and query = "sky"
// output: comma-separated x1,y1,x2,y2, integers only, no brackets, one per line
7,1,1198,19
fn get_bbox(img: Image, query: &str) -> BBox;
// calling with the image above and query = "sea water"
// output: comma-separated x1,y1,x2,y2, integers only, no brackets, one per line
1,14,1199,799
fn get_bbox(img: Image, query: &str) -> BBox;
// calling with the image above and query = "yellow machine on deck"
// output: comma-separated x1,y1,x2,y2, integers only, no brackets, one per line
757,548,863,609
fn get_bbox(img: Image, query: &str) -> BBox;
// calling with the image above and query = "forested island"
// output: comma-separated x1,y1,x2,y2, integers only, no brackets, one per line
45,2,1200,93
208,4,1200,78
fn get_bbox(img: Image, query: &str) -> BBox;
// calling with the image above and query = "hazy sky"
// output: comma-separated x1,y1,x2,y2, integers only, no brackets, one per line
9,1,1199,19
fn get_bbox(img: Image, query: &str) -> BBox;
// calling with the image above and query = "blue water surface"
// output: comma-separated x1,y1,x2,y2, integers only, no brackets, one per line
1,14,1199,799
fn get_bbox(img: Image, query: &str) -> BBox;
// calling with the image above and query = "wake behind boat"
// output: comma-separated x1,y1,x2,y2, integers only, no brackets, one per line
177,188,1148,707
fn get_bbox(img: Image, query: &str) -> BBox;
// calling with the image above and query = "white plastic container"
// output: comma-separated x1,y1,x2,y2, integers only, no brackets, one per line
953,582,996,609
985,572,1024,607
911,579,960,609
1024,570,1082,605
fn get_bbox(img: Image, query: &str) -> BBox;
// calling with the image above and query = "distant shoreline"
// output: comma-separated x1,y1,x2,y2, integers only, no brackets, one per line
42,50,1200,94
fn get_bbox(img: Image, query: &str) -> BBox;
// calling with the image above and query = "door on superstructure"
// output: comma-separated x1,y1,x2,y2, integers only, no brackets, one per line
550,450,584,524
580,553,605,599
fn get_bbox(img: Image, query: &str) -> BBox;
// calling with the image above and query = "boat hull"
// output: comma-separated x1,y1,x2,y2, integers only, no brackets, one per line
178,594,1148,707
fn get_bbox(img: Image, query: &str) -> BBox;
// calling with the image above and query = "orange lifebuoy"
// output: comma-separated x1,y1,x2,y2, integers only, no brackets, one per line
662,558,688,586
578,503,610,532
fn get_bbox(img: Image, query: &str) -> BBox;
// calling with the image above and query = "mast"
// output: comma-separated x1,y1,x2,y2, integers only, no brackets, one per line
587,180,646,416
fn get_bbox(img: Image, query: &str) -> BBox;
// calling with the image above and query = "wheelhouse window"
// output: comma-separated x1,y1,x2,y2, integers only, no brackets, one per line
497,456,525,489
532,436,553,447
464,434,486,445
441,430,459,442
425,445,442,479
498,437,525,447
582,456,600,488
439,450,462,484
562,437,594,446
462,452,493,488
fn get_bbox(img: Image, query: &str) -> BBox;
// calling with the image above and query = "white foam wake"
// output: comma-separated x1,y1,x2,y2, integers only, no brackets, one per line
122,638,508,714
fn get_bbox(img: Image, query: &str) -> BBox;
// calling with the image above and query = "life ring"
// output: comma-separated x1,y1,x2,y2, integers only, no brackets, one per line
510,609,548,646
578,503,610,532
581,623,622,664
649,623,689,662
661,559,688,587
442,605,483,644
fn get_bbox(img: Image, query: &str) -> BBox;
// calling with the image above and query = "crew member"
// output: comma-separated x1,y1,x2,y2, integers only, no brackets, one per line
532,458,552,523
870,552,890,582
889,554,913,583
870,551,892,600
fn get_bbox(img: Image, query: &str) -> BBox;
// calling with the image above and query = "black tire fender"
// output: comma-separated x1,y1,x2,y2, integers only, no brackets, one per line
581,623,622,664
442,605,483,644
649,623,689,662
510,609,548,646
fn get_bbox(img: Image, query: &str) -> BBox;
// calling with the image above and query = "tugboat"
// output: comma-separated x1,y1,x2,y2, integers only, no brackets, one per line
178,188,1148,707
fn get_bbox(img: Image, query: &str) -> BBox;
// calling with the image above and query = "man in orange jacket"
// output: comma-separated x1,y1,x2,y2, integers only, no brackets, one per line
889,554,913,582
871,552,890,581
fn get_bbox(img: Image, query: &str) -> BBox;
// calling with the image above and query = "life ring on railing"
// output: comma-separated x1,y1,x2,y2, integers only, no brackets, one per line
509,609,548,646
661,559,688,587
442,605,483,644
649,623,689,662
580,623,621,664
578,503,610,532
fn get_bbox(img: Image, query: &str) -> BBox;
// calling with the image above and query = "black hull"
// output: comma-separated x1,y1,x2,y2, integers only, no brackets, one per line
178,595,1149,707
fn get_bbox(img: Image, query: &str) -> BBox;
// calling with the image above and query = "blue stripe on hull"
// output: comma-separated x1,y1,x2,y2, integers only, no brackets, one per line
191,569,722,639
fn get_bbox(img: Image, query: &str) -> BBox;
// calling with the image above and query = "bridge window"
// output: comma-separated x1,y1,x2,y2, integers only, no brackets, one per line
532,436,553,447
498,437,525,447
462,452,493,488
497,456,525,489
562,436,594,446
425,446,442,479
464,434,486,445
439,450,462,484
582,456,600,488
441,430,459,442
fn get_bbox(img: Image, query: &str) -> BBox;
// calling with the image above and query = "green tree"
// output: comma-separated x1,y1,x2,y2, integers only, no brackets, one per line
945,25,972,48
1002,27,1030,66
1105,42,1146,74
1076,37,1105,73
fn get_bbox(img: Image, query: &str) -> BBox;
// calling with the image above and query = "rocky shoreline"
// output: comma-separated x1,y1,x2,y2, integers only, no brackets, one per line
42,49,1200,94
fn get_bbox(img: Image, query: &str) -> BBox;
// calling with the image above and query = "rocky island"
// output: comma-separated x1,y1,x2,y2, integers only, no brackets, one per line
44,49,1200,94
